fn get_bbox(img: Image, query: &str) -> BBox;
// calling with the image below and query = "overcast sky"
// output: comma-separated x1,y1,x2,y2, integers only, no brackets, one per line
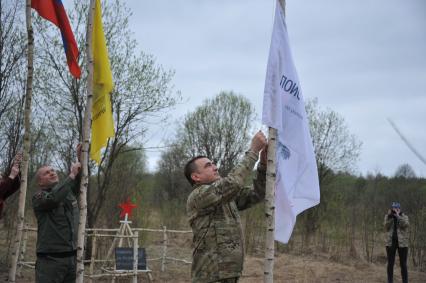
125,0,426,177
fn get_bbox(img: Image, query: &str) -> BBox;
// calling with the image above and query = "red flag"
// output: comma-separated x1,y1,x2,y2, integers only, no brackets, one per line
32,0,81,78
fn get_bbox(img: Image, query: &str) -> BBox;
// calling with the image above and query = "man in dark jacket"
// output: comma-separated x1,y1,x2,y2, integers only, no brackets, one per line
384,201,409,283
185,131,267,283
32,146,81,283
0,153,22,219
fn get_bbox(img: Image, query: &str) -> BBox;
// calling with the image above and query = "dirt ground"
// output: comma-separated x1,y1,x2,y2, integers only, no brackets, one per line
3,253,425,282
240,254,425,283
151,254,426,283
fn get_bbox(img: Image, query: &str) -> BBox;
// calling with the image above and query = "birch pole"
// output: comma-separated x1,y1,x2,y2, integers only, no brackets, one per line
76,0,96,281
8,1,34,281
264,2,285,282
264,127,277,283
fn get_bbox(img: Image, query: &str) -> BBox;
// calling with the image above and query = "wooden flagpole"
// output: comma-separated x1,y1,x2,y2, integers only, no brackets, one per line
8,1,34,281
264,127,277,283
264,1,285,282
76,0,96,281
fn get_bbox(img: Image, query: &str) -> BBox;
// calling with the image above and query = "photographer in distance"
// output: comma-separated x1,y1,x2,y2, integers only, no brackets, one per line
384,201,409,283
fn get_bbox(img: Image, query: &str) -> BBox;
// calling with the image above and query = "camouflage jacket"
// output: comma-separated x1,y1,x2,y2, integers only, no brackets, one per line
32,176,80,254
186,151,266,283
384,213,409,247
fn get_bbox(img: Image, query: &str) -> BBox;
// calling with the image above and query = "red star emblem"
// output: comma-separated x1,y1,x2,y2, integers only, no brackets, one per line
118,198,137,219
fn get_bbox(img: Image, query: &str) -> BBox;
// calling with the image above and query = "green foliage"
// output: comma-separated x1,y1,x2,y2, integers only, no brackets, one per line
155,143,191,203
88,146,147,227
158,199,188,229
274,173,426,270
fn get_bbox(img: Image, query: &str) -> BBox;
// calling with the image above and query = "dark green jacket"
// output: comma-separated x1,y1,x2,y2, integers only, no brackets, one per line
0,175,21,219
32,176,80,253
186,151,266,283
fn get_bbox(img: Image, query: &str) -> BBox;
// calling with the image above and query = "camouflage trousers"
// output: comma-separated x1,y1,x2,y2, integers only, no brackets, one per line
214,278,239,283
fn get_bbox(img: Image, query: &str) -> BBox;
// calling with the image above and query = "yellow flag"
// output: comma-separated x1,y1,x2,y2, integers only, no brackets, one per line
90,0,115,164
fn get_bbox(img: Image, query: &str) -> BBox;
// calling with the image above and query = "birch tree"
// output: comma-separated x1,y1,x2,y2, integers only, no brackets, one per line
75,0,95,279
8,0,34,281
32,0,180,230
0,1,26,170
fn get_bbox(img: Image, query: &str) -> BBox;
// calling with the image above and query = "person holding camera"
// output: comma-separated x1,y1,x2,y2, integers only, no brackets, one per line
384,202,409,283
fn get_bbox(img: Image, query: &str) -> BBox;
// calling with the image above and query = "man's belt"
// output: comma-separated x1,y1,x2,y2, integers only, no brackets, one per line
37,250,76,258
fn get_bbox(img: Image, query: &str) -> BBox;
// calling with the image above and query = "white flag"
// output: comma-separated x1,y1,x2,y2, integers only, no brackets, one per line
262,0,320,244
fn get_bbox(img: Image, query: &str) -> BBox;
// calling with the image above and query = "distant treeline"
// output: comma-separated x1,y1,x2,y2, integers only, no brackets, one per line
242,173,426,271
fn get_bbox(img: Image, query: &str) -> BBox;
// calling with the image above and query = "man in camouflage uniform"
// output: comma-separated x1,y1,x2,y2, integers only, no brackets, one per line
32,146,81,283
185,131,267,283
384,201,409,283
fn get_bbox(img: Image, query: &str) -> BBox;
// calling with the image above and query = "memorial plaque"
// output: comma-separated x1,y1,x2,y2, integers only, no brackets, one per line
115,247,147,270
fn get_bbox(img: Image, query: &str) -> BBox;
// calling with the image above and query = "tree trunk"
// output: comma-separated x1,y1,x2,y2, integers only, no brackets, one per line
8,1,34,281
264,127,277,282
76,0,95,281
